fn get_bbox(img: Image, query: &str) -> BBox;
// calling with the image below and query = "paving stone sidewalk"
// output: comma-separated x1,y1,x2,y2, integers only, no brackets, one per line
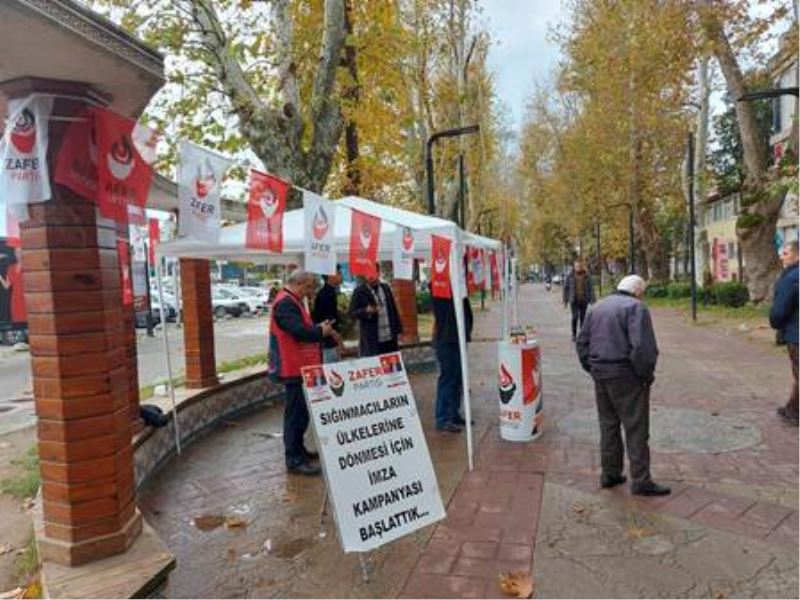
401,283,798,599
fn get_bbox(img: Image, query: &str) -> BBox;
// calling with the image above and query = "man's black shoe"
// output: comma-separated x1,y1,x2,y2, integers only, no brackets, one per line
287,462,321,476
453,416,475,426
631,481,671,496
777,406,799,426
600,474,627,489
436,423,462,433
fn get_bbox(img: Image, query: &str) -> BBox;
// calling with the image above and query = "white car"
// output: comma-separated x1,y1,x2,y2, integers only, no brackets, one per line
236,287,270,312
211,287,248,318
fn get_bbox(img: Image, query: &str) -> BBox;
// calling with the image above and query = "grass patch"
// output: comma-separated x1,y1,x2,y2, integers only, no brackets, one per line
14,530,40,590
1,446,40,500
646,296,770,321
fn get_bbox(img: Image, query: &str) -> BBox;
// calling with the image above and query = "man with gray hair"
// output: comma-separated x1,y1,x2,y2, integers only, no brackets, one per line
576,274,670,496
770,240,799,426
269,269,339,476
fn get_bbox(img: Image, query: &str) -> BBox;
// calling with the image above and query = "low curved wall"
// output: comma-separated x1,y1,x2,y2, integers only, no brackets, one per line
133,342,437,492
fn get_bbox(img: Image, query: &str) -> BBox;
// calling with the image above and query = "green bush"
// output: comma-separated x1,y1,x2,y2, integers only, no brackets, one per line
666,282,692,298
712,281,749,307
416,289,433,314
646,284,668,298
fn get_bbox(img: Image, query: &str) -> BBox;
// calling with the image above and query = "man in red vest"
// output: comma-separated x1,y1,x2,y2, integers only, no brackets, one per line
269,270,339,475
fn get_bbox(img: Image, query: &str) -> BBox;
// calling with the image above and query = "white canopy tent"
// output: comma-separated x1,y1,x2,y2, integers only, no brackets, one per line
156,195,505,470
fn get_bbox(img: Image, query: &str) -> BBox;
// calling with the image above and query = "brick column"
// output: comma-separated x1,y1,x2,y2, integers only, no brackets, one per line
180,258,218,388
393,278,419,344
11,83,142,566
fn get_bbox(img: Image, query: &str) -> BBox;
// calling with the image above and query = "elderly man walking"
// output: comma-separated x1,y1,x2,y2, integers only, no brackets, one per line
269,270,339,476
770,240,799,426
564,260,595,342
576,275,670,496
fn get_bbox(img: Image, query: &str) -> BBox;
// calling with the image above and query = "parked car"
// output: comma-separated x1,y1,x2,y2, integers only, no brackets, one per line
214,285,264,315
211,287,246,318
135,298,177,328
237,286,271,310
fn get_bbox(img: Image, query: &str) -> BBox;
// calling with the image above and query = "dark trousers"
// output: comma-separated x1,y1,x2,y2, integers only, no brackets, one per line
283,382,309,468
594,377,652,486
435,341,462,427
571,302,588,338
787,343,799,415
378,339,399,354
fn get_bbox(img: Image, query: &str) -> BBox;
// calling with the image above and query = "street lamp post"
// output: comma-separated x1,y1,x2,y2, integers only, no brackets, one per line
426,125,480,221
687,131,697,322
604,202,636,274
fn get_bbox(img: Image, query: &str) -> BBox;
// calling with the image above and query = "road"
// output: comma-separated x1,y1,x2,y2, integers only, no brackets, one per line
0,314,271,402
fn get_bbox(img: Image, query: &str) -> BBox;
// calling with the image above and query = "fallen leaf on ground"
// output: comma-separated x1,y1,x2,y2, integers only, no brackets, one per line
0,544,13,556
0,588,23,600
570,502,586,514
224,516,247,529
498,571,534,599
713,592,725,599
22,580,41,599
626,526,652,539
194,515,225,531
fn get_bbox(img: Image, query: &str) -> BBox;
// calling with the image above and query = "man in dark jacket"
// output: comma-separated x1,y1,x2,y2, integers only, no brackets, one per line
269,270,338,476
770,240,799,426
349,266,403,357
576,274,670,496
564,260,596,342
312,269,342,363
433,294,474,432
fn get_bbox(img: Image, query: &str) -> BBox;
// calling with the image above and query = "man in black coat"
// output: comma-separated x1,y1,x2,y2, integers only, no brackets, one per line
576,274,670,496
349,265,403,357
433,294,473,432
770,240,799,426
312,269,342,363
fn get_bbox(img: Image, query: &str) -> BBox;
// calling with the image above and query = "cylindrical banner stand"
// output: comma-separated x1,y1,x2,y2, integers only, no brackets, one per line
497,339,543,442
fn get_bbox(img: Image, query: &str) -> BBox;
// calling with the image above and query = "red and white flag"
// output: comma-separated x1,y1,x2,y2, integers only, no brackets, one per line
95,108,153,223
430,235,452,299
393,226,415,280
349,209,380,277
490,251,500,292
466,246,486,294
303,190,337,275
117,238,133,307
0,95,54,220
245,169,289,252
148,218,160,265
54,107,98,201
177,141,232,242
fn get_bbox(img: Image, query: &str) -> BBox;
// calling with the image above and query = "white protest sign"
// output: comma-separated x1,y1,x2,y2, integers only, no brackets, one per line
393,226,415,280
303,190,337,275
302,352,446,552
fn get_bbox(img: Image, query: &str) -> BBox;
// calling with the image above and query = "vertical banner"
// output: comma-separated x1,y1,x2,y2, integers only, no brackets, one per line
95,108,153,223
349,209,380,277
489,251,500,292
148,218,160,265
466,246,486,294
245,169,289,252
0,95,54,220
129,225,149,314
393,226,415,281
302,353,446,552
303,191,337,275
117,239,133,307
54,107,98,200
430,235,452,299
177,141,232,242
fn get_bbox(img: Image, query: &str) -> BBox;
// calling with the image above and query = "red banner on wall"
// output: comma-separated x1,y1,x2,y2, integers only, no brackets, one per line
245,169,289,252
349,209,380,277
430,235,452,299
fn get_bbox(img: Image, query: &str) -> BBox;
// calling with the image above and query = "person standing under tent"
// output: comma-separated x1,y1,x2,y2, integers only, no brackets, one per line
349,264,403,357
432,291,474,433
313,268,343,364
269,269,339,476
770,240,799,426
564,260,595,342
0,245,24,323
576,275,670,496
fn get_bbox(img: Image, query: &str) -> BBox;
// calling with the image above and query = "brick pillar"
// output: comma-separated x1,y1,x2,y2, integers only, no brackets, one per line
180,259,218,388
11,82,142,566
392,279,419,344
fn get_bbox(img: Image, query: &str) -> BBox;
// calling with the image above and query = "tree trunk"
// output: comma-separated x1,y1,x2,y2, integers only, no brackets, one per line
703,7,780,302
341,0,361,196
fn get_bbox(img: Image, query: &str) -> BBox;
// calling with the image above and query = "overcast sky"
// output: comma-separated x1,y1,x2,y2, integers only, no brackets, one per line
482,1,568,134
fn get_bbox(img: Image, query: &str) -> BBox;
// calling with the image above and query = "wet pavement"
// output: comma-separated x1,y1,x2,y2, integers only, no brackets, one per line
138,285,799,598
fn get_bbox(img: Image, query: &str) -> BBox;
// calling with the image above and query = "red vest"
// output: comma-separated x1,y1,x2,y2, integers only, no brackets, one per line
269,289,322,379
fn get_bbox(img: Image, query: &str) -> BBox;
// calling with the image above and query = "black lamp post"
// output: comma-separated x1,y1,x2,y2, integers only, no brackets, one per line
426,125,480,223
687,131,697,322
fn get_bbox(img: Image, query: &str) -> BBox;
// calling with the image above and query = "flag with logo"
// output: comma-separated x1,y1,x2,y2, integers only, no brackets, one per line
117,238,133,307
245,169,289,252
349,209,380,277
430,235,452,299
54,107,98,201
95,108,153,223
177,141,232,242
303,190,337,275
490,250,500,292
148,218,160,265
393,226,415,280
466,246,486,294
0,95,54,220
